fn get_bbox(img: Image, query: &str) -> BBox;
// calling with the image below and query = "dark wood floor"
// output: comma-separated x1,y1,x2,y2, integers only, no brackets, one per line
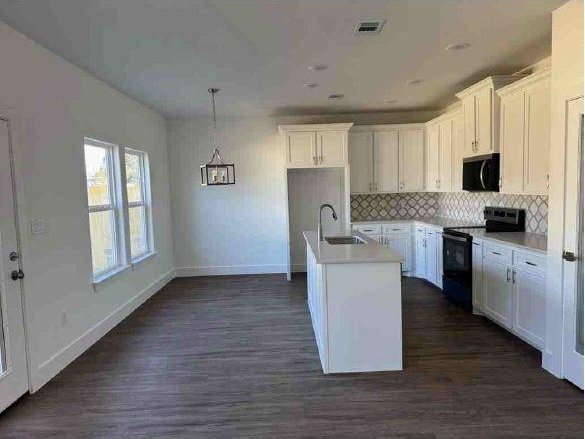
0,275,582,438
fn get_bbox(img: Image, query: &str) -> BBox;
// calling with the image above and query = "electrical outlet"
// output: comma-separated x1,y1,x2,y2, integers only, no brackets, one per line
31,218,46,236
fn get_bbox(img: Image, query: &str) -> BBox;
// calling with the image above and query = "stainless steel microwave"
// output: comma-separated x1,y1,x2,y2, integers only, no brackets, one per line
462,153,500,192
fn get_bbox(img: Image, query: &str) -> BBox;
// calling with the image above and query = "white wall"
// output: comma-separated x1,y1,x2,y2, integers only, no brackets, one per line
0,22,174,390
168,111,438,276
544,0,583,377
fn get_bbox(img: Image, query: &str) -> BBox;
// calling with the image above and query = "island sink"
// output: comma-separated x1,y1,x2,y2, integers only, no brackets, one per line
324,236,366,245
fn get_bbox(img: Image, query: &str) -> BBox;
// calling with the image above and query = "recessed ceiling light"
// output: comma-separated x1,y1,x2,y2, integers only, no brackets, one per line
307,64,328,71
407,79,424,85
446,42,471,51
303,82,319,89
328,94,344,100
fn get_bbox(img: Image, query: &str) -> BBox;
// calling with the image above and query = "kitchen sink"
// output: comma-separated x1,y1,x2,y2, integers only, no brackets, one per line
324,236,366,245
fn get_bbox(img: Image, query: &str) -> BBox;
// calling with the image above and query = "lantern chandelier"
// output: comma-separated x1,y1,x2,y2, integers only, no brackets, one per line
200,88,235,186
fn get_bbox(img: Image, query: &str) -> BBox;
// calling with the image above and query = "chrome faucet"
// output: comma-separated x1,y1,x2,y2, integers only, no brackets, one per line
318,203,338,242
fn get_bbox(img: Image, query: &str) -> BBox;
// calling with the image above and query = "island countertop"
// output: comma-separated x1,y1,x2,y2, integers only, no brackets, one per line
303,231,403,265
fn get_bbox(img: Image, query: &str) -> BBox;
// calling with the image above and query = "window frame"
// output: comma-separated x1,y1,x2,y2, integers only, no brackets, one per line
123,148,154,262
84,138,126,280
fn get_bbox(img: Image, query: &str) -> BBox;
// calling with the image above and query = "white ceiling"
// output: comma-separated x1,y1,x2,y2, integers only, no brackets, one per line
0,0,564,118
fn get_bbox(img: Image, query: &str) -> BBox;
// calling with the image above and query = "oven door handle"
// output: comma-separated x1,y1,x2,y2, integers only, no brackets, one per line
479,159,487,190
443,234,468,243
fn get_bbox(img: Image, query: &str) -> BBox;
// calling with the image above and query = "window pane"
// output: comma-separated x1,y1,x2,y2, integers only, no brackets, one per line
125,153,143,203
85,144,111,206
89,210,117,275
129,205,148,257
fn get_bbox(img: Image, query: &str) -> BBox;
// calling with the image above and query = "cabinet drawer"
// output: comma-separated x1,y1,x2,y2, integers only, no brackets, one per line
484,243,513,265
382,224,411,234
352,224,381,235
513,251,546,276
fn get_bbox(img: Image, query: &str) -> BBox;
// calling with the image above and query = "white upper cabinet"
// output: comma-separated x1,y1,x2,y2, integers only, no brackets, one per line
425,109,462,193
348,132,373,193
348,125,425,194
279,123,354,169
399,130,425,192
456,76,523,158
286,131,316,167
374,131,400,193
426,123,440,191
497,69,551,195
319,131,346,167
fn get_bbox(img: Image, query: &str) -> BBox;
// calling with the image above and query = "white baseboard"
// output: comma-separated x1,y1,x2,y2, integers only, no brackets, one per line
32,269,175,392
174,264,287,277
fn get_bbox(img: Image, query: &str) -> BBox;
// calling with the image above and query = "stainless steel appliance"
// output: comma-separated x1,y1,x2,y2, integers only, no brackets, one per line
462,153,500,192
442,207,526,310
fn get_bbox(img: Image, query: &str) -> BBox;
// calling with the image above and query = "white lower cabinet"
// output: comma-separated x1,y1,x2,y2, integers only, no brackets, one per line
512,268,546,348
414,226,426,278
385,234,411,272
482,257,513,329
424,227,439,285
478,241,546,349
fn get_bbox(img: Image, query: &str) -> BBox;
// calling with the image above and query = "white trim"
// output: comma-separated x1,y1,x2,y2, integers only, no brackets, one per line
278,123,354,134
174,264,287,277
496,68,551,97
455,75,527,99
91,264,131,289
131,250,158,268
350,123,426,132
33,269,175,392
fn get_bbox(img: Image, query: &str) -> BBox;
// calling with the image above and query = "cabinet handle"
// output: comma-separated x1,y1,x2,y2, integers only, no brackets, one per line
525,261,537,267
506,268,511,283
492,251,502,256
391,228,402,231
512,270,516,284
473,242,480,246
363,229,373,232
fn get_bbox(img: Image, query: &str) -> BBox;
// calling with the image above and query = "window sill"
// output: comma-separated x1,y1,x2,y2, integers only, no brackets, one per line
92,264,131,290
131,250,158,268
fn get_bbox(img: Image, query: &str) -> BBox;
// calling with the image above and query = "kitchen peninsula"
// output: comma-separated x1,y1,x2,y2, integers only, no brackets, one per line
304,230,403,374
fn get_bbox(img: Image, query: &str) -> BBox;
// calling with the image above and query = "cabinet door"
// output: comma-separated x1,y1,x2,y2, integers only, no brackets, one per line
483,258,512,328
387,234,411,272
524,80,551,195
451,113,464,192
500,91,525,194
439,119,453,192
319,131,346,167
425,229,438,284
287,132,316,167
349,132,374,193
462,95,476,157
399,130,425,192
512,268,545,348
426,124,440,192
475,86,494,154
415,227,426,278
374,131,399,192
472,241,484,311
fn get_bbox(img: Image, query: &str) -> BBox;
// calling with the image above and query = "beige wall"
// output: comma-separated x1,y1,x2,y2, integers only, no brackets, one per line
0,22,174,390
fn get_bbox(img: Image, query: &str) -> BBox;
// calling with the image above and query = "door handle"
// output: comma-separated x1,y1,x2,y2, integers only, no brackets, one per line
563,251,578,262
9,251,19,261
506,268,510,283
11,269,25,281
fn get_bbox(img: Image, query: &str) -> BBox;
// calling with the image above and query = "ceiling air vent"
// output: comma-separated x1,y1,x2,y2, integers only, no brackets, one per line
328,94,345,100
354,20,386,36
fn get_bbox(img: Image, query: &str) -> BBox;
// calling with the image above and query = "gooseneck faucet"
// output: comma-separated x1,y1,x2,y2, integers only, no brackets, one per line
318,203,338,242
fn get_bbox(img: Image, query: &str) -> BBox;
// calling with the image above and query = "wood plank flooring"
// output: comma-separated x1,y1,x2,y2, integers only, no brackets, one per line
0,275,582,438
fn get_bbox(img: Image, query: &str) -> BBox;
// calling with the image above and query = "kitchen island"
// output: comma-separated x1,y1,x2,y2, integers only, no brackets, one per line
303,230,403,374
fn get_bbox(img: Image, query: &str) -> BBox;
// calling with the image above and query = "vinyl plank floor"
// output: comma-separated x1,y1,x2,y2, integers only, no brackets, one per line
0,275,582,438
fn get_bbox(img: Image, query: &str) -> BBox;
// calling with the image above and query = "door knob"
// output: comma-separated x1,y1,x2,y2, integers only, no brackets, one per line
11,269,25,281
9,252,19,261
563,251,578,262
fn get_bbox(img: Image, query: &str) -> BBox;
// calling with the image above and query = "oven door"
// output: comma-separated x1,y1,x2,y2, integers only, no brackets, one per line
442,232,472,278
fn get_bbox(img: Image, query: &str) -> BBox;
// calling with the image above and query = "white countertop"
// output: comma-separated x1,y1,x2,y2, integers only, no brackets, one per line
303,231,403,265
464,229,548,254
351,217,547,254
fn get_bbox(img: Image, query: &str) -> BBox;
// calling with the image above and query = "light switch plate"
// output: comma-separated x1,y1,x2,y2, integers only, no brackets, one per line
31,218,46,236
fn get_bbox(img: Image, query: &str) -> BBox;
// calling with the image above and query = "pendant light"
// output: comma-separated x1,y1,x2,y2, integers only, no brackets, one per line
200,88,235,186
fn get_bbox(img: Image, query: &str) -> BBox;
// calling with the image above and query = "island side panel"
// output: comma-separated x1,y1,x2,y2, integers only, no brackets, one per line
326,262,402,373
306,242,329,372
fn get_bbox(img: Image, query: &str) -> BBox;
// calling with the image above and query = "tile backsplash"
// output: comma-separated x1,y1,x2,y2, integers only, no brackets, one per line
351,192,548,234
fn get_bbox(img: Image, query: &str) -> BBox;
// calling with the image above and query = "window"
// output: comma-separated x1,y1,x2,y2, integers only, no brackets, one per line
125,150,152,260
84,139,120,277
84,139,155,282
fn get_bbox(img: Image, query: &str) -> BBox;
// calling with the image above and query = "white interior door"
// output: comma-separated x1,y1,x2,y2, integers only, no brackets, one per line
0,118,28,412
562,97,584,388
